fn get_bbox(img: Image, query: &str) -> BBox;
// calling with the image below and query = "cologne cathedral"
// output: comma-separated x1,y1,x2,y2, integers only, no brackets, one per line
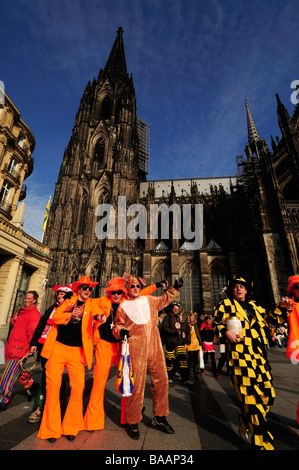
44,27,299,313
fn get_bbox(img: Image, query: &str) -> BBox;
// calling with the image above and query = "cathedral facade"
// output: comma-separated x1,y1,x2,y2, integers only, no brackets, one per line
44,28,299,313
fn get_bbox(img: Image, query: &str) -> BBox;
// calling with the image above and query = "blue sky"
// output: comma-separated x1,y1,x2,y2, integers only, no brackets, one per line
1,0,298,240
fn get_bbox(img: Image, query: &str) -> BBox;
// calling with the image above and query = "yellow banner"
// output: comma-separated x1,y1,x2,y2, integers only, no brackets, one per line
42,195,51,232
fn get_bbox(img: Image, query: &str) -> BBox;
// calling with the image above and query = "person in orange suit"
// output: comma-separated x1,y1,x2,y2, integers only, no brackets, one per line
83,274,165,431
113,277,183,440
37,276,99,443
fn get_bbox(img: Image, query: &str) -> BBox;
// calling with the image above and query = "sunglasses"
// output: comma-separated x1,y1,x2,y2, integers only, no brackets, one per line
80,286,93,291
130,284,141,289
111,290,123,295
293,285,299,289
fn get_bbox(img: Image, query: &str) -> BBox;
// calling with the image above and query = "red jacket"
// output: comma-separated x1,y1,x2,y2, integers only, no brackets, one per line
5,305,41,360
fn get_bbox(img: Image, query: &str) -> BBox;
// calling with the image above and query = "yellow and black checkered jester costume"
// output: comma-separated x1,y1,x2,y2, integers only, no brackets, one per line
213,296,275,450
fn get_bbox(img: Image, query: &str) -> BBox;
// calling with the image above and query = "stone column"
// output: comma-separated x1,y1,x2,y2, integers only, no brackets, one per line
0,256,21,338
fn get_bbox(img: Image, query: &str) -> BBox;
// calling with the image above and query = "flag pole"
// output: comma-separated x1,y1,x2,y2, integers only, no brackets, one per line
41,195,51,243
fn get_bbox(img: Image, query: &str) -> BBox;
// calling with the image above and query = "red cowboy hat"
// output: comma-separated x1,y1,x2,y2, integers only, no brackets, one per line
105,277,127,296
71,276,98,293
287,275,299,293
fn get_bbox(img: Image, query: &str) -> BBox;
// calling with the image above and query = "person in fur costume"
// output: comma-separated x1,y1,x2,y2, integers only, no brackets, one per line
84,274,163,431
113,276,183,440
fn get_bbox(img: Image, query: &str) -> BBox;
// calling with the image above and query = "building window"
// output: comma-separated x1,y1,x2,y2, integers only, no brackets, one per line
17,132,25,148
94,138,105,168
179,262,200,313
0,180,12,210
101,96,111,120
7,157,18,177
78,192,88,235
210,262,227,307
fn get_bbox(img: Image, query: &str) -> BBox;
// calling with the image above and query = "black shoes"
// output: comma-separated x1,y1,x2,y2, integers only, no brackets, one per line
47,438,56,443
126,424,140,440
126,414,175,440
152,416,175,434
0,403,7,412
47,435,75,443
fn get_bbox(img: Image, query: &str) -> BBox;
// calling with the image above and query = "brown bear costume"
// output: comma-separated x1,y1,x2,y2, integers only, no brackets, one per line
113,277,181,439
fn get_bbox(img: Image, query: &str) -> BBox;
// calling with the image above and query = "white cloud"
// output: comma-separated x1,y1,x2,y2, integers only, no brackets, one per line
22,184,50,242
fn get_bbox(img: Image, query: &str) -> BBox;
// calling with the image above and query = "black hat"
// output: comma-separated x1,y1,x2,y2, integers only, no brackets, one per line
225,275,252,296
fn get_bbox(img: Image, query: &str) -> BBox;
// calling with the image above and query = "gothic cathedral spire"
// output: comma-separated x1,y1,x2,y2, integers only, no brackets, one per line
103,27,128,78
244,99,268,159
245,99,260,145
44,28,143,297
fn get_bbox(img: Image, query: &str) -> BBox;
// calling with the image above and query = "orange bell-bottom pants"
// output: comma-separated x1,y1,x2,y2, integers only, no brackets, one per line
37,341,86,440
84,339,126,430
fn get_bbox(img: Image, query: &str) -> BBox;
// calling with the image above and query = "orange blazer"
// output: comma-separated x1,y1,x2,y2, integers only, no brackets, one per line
41,294,97,369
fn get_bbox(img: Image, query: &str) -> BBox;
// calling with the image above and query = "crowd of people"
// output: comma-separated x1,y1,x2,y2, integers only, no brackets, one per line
0,271,298,451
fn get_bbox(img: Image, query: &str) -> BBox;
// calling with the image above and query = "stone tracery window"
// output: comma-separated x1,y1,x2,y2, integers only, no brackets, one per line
78,191,88,235
210,261,227,307
101,96,111,121
94,137,106,168
179,261,200,313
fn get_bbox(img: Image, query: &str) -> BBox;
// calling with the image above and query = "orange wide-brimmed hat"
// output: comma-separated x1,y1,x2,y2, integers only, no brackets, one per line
287,275,299,293
71,276,99,293
105,277,127,297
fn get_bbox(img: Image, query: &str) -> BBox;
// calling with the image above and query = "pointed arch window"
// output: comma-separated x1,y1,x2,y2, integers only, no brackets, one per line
94,138,106,168
78,191,88,235
179,262,200,313
210,261,227,307
101,96,111,121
